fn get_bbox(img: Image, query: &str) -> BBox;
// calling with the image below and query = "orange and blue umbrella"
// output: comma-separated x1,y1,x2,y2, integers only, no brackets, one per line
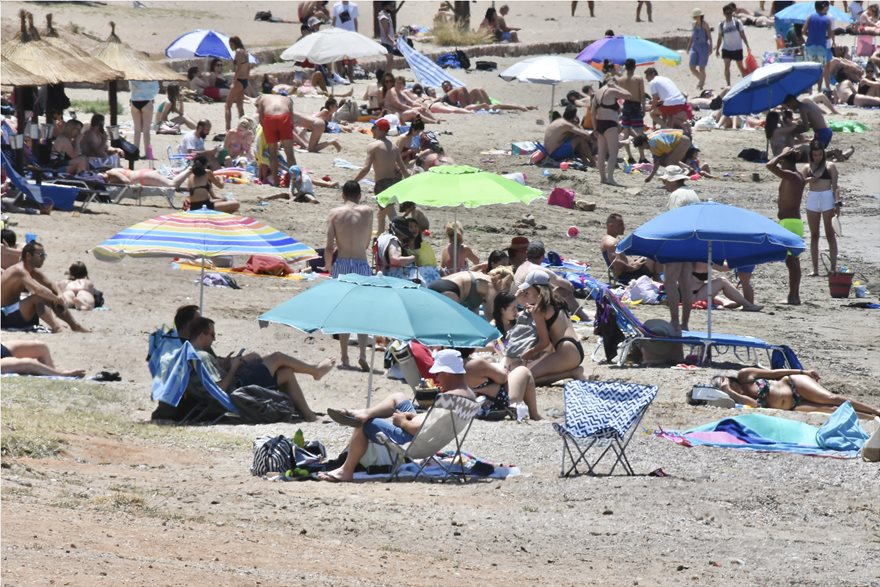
576,36,681,68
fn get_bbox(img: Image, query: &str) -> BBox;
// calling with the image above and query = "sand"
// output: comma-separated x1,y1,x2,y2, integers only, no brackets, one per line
2,1,879,585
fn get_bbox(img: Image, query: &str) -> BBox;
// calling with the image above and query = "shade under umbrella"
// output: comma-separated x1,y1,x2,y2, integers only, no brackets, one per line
94,21,185,82
165,29,259,64
616,202,805,338
576,35,681,67
280,27,387,64
500,55,603,109
259,273,500,406
93,208,317,311
0,56,50,87
722,62,823,116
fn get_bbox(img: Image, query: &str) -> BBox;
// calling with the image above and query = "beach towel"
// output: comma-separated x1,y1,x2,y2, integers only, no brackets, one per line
396,37,464,90
151,341,238,413
351,451,520,481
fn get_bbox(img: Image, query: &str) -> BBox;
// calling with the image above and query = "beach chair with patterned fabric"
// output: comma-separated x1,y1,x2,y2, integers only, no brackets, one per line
553,380,658,477
374,393,480,482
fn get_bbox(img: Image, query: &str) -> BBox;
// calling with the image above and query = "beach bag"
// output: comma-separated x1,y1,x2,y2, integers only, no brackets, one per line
737,148,766,163
294,440,328,472
475,60,497,71
251,435,293,476
455,49,471,71
548,187,575,209
627,275,660,304
436,52,461,69
744,52,759,75
231,385,299,423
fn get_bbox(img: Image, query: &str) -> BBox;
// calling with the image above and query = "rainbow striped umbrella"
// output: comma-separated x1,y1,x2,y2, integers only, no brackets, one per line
93,208,317,309
576,36,681,67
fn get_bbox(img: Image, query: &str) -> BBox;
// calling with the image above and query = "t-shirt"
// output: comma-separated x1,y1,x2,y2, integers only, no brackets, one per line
289,172,315,196
647,130,684,157
129,80,160,102
719,17,744,51
666,188,700,210
378,9,393,45
849,1,864,19
198,350,226,382
332,1,359,31
179,131,205,154
649,76,685,106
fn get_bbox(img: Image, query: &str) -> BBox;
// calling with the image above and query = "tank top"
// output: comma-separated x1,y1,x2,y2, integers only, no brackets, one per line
806,13,831,47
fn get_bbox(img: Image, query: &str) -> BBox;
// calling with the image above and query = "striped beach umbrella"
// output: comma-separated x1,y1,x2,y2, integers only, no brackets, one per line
576,36,681,67
165,29,259,64
93,208,316,310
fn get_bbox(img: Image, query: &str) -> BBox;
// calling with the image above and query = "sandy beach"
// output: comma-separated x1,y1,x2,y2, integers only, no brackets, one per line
2,1,879,585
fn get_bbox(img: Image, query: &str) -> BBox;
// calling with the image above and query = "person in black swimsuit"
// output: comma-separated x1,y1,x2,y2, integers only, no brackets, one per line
186,156,239,213
591,65,632,186
225,36,250,132
459,348,543,421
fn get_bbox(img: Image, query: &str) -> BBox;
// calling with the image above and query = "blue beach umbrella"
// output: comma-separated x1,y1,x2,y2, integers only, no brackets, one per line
260,274,500,405
616,202,805,338
773,3,853,38
165,29,259,64
576,36,681,67
722,61,823,115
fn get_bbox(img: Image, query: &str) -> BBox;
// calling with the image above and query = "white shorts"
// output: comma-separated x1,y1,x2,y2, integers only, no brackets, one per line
806,189,835,213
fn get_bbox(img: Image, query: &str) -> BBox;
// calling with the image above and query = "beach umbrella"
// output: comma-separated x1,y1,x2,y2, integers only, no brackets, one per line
94,21,185,82
500,55,603,109
616,202,805,339
576,35,681,67
165,29,259,64
0,57,49,88
36,13,125,85
92,208,317,311
722,61,823,115
375,165,543,270
773,3,852,23
280,27,387,64
259,273,500,406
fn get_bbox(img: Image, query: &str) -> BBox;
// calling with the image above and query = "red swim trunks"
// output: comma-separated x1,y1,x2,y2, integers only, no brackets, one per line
262,112,294,143
203,86,222,102
659,102,693,119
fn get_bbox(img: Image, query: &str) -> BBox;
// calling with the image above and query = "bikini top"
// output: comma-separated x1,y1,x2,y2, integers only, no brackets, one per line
812,165,832,181
597,89,620,111
189,180,214,199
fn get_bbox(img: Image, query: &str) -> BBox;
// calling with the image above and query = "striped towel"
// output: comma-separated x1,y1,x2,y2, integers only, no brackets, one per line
151,341,238,414
396,38,464,90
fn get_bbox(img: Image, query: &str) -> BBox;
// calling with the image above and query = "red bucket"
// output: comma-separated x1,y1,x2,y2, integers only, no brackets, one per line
828,272,853,298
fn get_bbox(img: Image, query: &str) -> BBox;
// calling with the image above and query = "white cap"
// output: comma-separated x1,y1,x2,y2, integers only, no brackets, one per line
517,269,551,291
429,349,466,374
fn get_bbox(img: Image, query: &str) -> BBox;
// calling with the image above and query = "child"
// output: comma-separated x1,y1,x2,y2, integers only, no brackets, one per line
267,165,339,204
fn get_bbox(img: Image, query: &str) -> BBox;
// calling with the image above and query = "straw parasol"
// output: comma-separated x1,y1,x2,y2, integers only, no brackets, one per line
39,13,125,84
94,22,185,83
1,57,50,88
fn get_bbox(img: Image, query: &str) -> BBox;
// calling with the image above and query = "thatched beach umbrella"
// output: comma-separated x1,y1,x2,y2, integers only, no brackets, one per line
0,57,50,88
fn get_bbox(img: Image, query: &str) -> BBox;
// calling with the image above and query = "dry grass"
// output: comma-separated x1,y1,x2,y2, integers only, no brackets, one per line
432,22,493,47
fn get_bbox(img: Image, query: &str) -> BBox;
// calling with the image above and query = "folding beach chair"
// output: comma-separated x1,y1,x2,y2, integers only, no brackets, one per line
374,393,480,482
553,380,658,477
1,151,81,211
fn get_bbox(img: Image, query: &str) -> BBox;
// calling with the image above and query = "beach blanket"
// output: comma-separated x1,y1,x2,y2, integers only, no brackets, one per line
175,260,314,282
396,37,464,90
656,402,868,458
828,120,868,133
356,451,521,481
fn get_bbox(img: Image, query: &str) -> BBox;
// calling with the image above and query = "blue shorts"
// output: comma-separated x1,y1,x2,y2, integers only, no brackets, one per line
689,46,709,67
363,400,417,445
804,44,829,65
550,139,576,160
814,127,833,148
501,31,513,42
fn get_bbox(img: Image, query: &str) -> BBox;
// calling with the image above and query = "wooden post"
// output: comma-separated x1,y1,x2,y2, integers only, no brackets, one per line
108,80,118,127
14,86,27,173
453,1,470,28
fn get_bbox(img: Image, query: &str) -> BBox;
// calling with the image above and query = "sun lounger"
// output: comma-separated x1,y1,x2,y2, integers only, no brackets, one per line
113,183,177,208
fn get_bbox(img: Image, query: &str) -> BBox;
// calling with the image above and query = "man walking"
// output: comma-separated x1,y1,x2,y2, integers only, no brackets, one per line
353,118,409,233
256,93,297,186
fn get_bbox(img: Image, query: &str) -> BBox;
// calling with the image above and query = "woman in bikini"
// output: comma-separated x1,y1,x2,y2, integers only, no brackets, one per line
461,348,542,421
688,263,763,312
428,266,513,318
129,80,160,160
383,75,441,124
517,270,586,386
801,139,840,275
102,166,192,189
186,156,239,213
220,117,256,166
155,84,196,132
439,222,480,275
50,120,88,175
225,36,250,132
834,77,880,107
591,70,631,186
712,367,880,419
314,98,353,132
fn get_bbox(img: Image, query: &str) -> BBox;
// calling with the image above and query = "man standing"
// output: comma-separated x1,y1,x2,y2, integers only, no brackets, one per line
543,105,594,165
332,0,358,30
618,58,648,163
1,241,87,332
784,94,832,148
353,118,409,233
645,68,692,134
324,180,374,370
179,119,220,168
804,1,835,92
256,93,297,186
377,1,395,73
766,147,807,305
715,2,751,86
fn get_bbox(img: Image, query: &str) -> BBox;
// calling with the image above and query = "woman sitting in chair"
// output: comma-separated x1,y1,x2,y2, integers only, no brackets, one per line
50,120,88,175
711,367,880,419
460,347,542,421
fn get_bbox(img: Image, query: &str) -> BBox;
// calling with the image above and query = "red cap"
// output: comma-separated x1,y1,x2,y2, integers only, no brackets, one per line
373,118,391,132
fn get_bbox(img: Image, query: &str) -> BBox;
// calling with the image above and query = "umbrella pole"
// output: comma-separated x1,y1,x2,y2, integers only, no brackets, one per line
199,257,206,313
706,241,713,351
452,210,458,274
550,84,555,111
365,340,377,407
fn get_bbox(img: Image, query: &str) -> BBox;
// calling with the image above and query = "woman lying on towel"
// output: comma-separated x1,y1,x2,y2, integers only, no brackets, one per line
711,368,880,419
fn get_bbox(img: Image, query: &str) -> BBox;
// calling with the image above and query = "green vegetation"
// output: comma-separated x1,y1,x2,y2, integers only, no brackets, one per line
432,22,493,47
70,99,124,116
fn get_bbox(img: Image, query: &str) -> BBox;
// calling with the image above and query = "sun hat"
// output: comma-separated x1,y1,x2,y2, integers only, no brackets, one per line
507,236,530,251
517,269,551,291
429,349,466,374
692,8,704,17
657,165,691,182
372,118,390,132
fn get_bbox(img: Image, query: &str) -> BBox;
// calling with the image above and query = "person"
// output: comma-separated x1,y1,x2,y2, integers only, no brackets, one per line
543,104,594,165
801,139,840,276
323,180,373,369
80,113,123,167
496,5,521,42
439,221,480,275
48,119,88,174
332,0,358,31
405,217,440,285
376,217,417,280
635,129,693,182
1,229,21,270
58,261,97,311
644,68,692,134
429,266,513,317
102,165,193,189
299,1,331,23
765,109,808,156
179,119,221,168
265,164,336,204
682,145,714,178
857,4,879,57
224,36,250,132
255,93,296,186
479,6,499,38
514,240,589,322
186,63,226,103
186,155,239,213
189,317,334,422
399,201,430,232
1,241,87,332
804,1,835,91
507,236,530,271
711,367,880,418
715,2,751,86
382,75,441,124
220,117,256,167
618,59,648,164
437,80,535,112
461,348,541,420
835,77,880,107
1,340,85,377
473,249,510,273
601,214,661,284
174,304,201,341
516,270,586,386
129,80,160,160
353,118,409,233
688,8,713,90
636,1,652,22
377,1,395,73
592,74,631,186
688,263,763,311
155,84,196,132
318,349,476,482
764,147,806,305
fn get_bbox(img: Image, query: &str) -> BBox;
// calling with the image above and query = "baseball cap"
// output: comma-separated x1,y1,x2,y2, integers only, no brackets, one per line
288,165,302,179
517,269,551,291
372,118,391,132
429,349,466,374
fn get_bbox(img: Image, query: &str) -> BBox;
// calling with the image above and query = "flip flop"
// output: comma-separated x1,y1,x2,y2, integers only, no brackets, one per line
317,470,347,483
327,408,362,428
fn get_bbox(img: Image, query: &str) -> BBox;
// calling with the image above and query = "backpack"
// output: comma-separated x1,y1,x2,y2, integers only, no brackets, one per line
475,60,497,71
455,49,471,71
593,296,625,362
230,385,299,423
436,52,461,69
251,434,293,476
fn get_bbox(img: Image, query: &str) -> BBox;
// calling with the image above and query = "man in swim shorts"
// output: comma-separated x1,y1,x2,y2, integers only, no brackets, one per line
543,104,594,165
784,94,832,148
353,118,409,233
766,147,807,305
256,93,297,186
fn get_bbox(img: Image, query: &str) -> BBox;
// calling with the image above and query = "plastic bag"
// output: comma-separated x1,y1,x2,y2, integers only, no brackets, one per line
744,52,759,75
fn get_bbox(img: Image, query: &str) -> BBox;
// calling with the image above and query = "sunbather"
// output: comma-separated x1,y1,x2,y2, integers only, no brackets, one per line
1,228,21,270
186,156,239,213
438,80,536,111
461,348,541,420
102,166,193,189
1,340,85,377
49,120,88,174
318,349,476,482
189,317,335,422
383,75,441,124
293,109,342,153
712,367,880,418
428,266,513,318
155,84,197,132
58,261,97,311
439,221,480,274
688,264,763,312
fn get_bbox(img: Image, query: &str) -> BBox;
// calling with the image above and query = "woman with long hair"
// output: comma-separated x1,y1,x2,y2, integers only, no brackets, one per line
460,348,542,421
383,75,441,123
186,156,239,213
802,139,840,275
591,63,631,186
155,84,197,131
50,120,88,174
439,221,480,275
225,36,250,132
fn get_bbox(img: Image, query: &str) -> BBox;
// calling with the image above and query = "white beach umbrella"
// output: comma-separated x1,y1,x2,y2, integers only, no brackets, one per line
280,27,387,64
500,55,604,108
